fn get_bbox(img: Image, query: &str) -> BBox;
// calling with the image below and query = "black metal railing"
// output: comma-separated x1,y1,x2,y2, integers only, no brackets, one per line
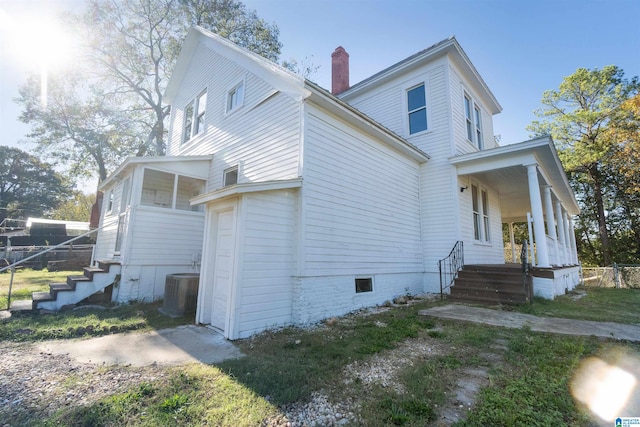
439,241,464,300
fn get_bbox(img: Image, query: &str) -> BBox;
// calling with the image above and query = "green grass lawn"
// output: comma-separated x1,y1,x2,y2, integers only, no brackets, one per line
0,268,81,309
514,286,640,324
5,286,638,426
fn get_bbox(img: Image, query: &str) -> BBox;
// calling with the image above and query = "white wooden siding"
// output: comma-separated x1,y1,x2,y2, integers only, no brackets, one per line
302,106,423,276
126,207,205,265
457,175,504,264
94,180,126,261
235,190,297,338
449,64,497,155
166,43,301,192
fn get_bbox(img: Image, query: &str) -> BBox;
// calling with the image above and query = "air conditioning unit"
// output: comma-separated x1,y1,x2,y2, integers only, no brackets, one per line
161,273,199,317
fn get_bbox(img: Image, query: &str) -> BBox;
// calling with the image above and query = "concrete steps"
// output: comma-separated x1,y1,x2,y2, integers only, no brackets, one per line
31,261,121,311
449,264,531,305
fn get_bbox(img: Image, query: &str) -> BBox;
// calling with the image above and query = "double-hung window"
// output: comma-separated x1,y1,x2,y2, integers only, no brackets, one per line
464,94,473,142
407,83,427,134
474,105,483,149
463,92,484,150
182,89,207,144
471,183,490,242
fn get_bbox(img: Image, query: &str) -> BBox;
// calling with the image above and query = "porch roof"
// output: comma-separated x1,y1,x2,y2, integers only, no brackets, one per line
450,136,579,221
99,155,213,191
190,178,303,206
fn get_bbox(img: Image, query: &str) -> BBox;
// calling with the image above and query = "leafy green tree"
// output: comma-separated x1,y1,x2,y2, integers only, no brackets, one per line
77,0,282,155
528,66,639,265
50,192,95,222
18,0,283,188
0,146,72,222
16,72,148,183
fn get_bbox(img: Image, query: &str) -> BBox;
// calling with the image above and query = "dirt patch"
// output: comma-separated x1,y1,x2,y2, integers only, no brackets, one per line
0,341,169,425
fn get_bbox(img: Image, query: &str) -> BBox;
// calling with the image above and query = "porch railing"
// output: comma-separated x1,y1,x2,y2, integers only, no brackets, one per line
439,241,464,300
1,225,107,310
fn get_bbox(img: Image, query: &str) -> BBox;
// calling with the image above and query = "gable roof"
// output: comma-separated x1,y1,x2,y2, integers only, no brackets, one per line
165,26,308,104
339,36,502,115
164,26,429,163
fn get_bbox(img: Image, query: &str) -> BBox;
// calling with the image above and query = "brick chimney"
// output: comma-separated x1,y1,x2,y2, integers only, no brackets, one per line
331,46,349,95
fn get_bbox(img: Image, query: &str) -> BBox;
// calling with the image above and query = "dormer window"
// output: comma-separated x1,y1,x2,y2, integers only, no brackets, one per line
407,83,427,134
182,89,207,144
227,81,244,113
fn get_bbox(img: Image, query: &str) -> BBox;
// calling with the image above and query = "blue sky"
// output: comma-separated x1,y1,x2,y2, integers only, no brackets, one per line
1,0,638,183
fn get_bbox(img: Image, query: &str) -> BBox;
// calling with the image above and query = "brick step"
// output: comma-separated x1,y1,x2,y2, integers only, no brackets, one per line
67,275,91,287
83,266,106,280
451,283,527,297
447,292,529,305
50,282,74,296
29,261,121,311
457,271,523,282
455,275,525,287
32,291,54,310
463,264,523,273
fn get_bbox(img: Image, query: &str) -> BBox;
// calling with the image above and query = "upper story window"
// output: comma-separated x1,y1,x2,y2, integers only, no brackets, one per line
182,89,207,144
463,91,484,150
474,105,483,149
407,83,427,134
227,81,244,113
464,94,473,142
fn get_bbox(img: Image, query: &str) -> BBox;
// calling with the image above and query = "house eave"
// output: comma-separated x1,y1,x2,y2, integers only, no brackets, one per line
165,26,309,104
450,136,579,214
339,36,502,115
191,178,303,206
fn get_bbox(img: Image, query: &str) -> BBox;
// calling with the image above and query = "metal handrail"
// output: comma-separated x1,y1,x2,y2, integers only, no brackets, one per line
1,224,107,310
438,241,464,300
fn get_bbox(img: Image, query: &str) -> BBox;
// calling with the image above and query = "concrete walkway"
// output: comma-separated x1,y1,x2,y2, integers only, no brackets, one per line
419,305,640,342
37,324,244,367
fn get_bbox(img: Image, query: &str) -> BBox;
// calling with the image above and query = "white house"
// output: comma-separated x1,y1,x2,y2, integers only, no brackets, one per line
36,27,580,339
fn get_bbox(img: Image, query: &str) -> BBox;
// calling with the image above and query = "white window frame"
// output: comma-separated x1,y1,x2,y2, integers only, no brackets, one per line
474,104,484,150
471,181,490,243
226,79,245,114
223,165,239,187
464,93,474,142
355,277,374,294
193,90,207,136
403,80,430,137
140,167,205,212
106,190,114,215
462,89,485,150
181,88,207,145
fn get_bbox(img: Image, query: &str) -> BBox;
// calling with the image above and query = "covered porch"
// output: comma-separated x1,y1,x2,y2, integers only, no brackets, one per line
451,136,581,299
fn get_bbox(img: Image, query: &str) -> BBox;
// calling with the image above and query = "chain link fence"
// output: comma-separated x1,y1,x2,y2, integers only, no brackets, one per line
582,264,640,289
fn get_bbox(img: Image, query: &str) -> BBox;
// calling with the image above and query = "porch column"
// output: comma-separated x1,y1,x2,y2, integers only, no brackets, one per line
526,163,550,267
509,222,517,263
563,211,572,264
567,213,578,264
554,201,568,265
542,185,559,265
